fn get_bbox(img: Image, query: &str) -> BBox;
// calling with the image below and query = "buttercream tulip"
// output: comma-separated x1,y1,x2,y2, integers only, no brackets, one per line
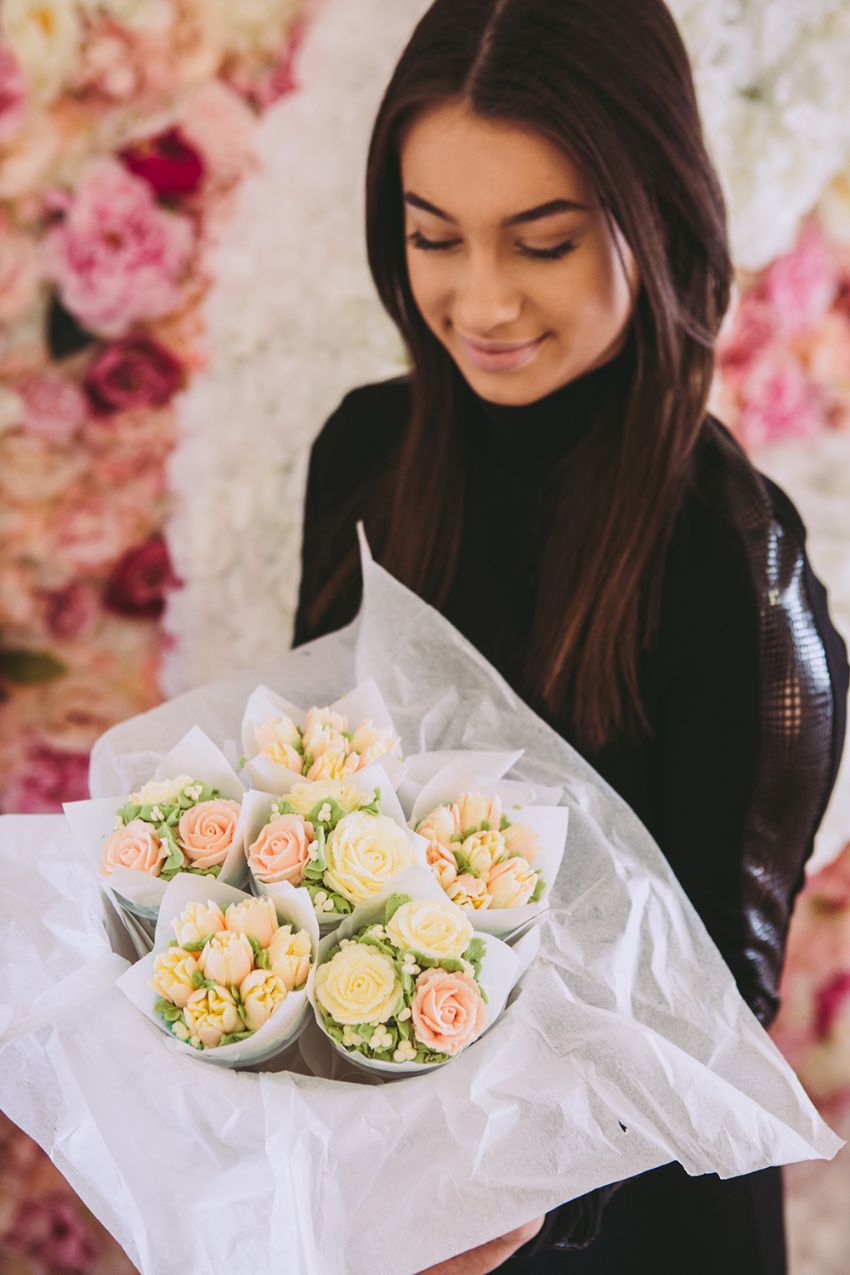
302,706,348,759
172,900,226,947
198,930,254,986
101,818,166,877
416,803,460,847
502,822,540,863
386,898,473,961
315,945,401,1025
411,968,486,1056
487,856,538,908
225,896,278,948
255,715,302,769
183,984,242,1048
348,719,397,762
457,792,502,833
177,798,241,868
248,813,313,885
462,828,506,876
239,969,288,1031
268,924,312,990
151,947,198,1007
324,812,416,904
286,780,373,817
306,750,360,782
426,840,458,891
447,874,492,911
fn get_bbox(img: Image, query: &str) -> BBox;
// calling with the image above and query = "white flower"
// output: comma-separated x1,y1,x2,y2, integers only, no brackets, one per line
386,898,473,962
1,0,81,105
315,945,401,1025
324,812,416,904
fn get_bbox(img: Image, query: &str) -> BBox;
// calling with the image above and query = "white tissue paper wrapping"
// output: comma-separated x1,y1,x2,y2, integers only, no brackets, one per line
0,535,843,1275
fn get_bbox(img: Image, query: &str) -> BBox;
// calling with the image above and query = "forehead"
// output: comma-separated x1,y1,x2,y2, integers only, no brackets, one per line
399,100,591,224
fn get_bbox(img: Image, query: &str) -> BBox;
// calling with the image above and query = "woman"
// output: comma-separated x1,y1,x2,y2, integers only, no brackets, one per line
293,0,850,1271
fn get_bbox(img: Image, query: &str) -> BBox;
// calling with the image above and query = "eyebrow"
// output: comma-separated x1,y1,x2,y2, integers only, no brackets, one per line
403,191,590,226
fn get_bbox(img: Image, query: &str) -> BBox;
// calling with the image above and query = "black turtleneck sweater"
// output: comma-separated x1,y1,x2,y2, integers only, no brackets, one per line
292,355,848,1269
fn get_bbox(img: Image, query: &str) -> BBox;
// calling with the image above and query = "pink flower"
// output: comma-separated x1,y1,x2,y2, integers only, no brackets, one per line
1,746,90,814
84,336,183,414
101,819,166,877
12,370,87,444
43,158,195,338
411,967,486,1056
248,813,314,885
815,972,850,1040
121,127,205,200
738,353,826,447
0,214,40,323
226,23,307,110
716,291,777,383
82,404,176,484
177,798,242,868
180,81,256,191
104,534,181,619
43,581,99,641
763,220,839,338
3,1193,101,1273
0,43,27,145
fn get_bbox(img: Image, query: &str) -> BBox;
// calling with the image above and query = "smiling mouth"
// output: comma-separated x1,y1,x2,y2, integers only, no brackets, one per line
459,334,545,353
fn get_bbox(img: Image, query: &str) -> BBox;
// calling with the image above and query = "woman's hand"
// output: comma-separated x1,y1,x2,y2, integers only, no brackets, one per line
414,1215,546,1275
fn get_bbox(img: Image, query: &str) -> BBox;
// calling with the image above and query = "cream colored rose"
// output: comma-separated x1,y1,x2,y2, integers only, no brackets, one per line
416,804,460,847
183,984,242,1048
314,944,401,1025
386,898,473,962
306,750,360,782
225,897,278,948
324,812,416,904
172,900,226,947
255,715,302,770
101,819,165,878
239,968,288,1031
268,924,312,991
130,774,194,806
457,792,502,832
286,780,373,817
487,857,538,908
502,822,540,863
198,930,254,986
151,947,198,1008
426,840,458,891
462,829,506,876
447,874,493,911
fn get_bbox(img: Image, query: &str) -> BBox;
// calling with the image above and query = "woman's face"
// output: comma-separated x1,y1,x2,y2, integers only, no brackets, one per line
399,101,639,405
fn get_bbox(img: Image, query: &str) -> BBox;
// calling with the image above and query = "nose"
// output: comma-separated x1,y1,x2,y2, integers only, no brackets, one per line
452,250,523,335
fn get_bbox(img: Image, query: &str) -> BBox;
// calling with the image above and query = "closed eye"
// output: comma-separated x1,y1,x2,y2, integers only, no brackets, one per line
406,230,577,261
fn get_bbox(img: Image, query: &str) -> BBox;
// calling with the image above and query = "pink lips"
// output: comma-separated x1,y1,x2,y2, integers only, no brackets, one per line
458,333,546,372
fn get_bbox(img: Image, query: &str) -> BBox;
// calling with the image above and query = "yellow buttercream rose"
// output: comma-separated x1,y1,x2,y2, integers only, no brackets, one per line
314,944,401,1025
323,812,416,904
151,946,198,1008
385,898,473,961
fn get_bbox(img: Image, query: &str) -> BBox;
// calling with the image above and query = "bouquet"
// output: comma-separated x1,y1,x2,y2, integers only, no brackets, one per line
118,874,318,1068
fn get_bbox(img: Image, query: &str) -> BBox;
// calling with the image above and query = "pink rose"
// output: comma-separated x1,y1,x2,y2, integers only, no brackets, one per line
101,818,166,877
177,799,242,868
0,216,40,323
52,484,162,573
12,370,87,445
0,44,26,145
248,813,314,884
43,581,99,641
226,23,306,110
83,336,183,414
764,220,839,338
738,354,825,448
43,158,195,338
180,81,256,191
815,972,850,1040
1,746,89,814
411,967,486,1056
3,1194,102,1273
81,404,176,483
716,291,777,384
104,534,182,619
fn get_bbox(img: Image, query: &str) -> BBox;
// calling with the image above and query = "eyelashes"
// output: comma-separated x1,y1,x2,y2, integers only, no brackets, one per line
406,230,578,261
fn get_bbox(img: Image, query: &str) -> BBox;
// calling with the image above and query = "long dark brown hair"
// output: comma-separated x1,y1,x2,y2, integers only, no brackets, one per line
307,0,733,752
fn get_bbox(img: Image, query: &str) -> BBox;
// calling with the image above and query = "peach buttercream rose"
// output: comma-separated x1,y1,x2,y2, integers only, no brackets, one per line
487,856,537,908
225,896,278,948
416,804,460,847
101,818,166,877
268,924,312,991
248,813,314,885
457,792,502,833
411,968,486,1056
172,900,226,947
315,945,401,1025
462,828,506,877
151,947,198,1008
426,840,458,891
177,798,241,868
198,930,254,986
239,968,288,1031
502,822,539,863
324,812,416,904
386,898,473,962
183,984,242,1048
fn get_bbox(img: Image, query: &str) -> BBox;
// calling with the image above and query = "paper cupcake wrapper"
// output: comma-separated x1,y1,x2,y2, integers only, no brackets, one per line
240,678,404,795
117,873,319,1068
396,750,523,818
64,726,251,923
408,756,564,825
308,865,525,1075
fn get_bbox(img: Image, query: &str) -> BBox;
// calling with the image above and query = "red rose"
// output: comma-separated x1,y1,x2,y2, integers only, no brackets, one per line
120,127,205,199
83,336,183,414
104,534,181,619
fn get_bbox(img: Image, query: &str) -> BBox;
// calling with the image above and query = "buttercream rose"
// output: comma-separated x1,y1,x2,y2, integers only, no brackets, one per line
286,780,372,817
315,945,401,1025
306,750,360,782
457,792,502,832
101,818,165,877
416,804,459,847
224,896,278,948
151,947,198,1008
411,968,486,1056
198,930,253,986
502,822,539,863
84,336,183,414
324,812,416,904
172,900,226,947
239,968,288,1031
462,829,506,876
487,856,537,908
426,841,458,891
268,924,312,991
177,798,241,868
183,984,242,1048
248,813,313,885
386,898,473,962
